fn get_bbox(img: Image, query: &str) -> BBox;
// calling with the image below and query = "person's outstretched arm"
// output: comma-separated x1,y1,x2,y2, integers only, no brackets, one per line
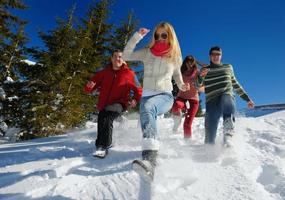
230,65,255,108
122,28,149,62
84,70,104,93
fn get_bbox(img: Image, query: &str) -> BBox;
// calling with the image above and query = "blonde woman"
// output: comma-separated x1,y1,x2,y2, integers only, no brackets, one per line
123,22,189,181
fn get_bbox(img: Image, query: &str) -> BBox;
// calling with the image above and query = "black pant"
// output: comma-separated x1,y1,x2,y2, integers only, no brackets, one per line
95,109,120,148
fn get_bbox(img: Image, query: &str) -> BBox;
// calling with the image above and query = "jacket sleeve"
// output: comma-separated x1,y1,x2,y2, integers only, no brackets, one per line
129,72,142,102
123,32,147,62
193,71,204,91
195,74,205,88
172,58,184,90
230,65,251,102
84,70,104,93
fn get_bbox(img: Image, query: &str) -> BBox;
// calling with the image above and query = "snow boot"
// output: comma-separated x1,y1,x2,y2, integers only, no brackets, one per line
224,133,234,148
132,150,158,182
172,114,182,133
93,146,108,158
223,116,235,147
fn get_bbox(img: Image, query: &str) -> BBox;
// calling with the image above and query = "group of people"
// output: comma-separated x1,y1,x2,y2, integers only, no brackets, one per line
84,21,255,181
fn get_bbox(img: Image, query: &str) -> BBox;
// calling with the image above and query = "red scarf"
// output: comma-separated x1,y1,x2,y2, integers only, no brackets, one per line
150,41,170,57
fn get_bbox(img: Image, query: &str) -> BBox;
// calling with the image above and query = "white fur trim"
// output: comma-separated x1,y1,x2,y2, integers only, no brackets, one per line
142,138,159,150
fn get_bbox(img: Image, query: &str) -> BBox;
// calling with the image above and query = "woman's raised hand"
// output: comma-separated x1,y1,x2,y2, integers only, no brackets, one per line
138,28,150,37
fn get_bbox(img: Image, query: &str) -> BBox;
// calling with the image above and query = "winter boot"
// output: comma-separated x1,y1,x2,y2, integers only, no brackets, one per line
93,146,108,158
172,114,182,133
224,133,234,147
223,116,235,147
132,150,158,182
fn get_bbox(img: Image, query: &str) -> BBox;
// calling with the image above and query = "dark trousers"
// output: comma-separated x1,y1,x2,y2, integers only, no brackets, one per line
204,94,235,144
95,109,120,148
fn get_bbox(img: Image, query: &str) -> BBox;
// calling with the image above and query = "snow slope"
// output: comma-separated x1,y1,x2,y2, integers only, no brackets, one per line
1,110,285,200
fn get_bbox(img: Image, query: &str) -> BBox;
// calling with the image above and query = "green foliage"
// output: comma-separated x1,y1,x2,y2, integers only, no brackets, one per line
110,11,138,50
0,0,30,138
0,0,28,81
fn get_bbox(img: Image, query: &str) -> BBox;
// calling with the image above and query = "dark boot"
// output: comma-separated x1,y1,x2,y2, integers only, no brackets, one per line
132,150,158,182
142,150,158,167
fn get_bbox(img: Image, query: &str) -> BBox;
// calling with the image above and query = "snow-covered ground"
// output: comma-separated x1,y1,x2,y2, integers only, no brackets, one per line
1,110,285,200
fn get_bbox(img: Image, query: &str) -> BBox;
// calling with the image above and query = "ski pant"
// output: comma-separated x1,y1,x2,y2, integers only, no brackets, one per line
95,108,121,148
139,93,174,151
204,94,235,144
172,97,199,138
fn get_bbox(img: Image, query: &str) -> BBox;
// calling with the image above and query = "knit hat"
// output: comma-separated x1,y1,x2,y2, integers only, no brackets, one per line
209,46,222,55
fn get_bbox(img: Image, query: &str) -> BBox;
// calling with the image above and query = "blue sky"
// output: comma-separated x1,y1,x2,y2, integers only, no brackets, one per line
19,0,285,108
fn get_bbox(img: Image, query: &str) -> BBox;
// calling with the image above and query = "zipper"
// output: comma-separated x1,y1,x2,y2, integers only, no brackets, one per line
106,71,116,104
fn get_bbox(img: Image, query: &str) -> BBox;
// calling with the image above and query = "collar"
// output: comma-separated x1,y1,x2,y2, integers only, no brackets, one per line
210,62,223,68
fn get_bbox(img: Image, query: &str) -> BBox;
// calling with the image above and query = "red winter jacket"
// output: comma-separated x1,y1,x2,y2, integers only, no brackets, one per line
84,63,142,111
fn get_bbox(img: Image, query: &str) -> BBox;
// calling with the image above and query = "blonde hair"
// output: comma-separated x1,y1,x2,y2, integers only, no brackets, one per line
147,22,182,66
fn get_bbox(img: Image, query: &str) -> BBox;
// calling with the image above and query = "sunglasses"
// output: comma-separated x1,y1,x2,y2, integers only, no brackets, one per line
154,32,168,41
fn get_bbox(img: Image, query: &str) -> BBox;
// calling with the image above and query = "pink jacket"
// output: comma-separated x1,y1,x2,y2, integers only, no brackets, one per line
177,70,199,101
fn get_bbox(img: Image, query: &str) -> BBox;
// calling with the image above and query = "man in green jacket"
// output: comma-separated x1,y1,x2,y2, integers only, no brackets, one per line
197,46,254,146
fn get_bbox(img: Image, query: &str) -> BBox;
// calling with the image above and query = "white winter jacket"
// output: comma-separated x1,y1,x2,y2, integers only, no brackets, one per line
123,32,184,93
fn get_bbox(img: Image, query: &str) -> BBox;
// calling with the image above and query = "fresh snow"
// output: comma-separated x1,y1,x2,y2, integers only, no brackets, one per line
1,110,285,200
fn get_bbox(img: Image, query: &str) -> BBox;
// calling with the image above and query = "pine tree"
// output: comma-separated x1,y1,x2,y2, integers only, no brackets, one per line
54,0,115,134
0,0,28,81
0,0,29,138
110,11,138,50
21,0,116,138
82,0,114,66
20,5,83,137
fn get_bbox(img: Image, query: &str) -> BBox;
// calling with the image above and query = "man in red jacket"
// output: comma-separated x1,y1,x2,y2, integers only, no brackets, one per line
84,50,142,158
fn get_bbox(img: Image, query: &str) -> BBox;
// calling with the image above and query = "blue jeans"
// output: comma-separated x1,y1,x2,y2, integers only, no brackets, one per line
140,93,174,139
204,94,236,144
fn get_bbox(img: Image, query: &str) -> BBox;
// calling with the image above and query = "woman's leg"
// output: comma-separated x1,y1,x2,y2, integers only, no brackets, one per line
139,93,174,164
171,98,186,132
183,99,199,138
